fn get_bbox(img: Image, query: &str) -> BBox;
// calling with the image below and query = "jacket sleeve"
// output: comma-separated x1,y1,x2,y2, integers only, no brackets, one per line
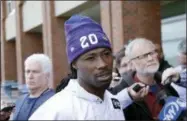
29,94,73,120
29,105,59,120
114,88,133,109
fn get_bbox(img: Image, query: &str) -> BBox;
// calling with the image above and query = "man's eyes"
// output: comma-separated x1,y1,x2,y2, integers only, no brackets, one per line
84,51,111,61
25,70,40,73
121,64,128,67
138,52,151,59
103,51,112,56
85,56,95,60
137,55,146,59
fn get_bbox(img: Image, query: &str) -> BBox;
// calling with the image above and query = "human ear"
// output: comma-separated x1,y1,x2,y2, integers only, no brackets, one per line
72,62,77,70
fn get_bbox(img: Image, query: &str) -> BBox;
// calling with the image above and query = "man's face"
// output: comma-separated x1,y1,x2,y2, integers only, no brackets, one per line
130,43,159,75
118,56,130,75
25,60,48,91
74,48,113,90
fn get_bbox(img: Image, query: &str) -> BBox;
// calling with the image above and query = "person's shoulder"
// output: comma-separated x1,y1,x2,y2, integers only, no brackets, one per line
41,89,74,109
14,94,28,109
105,90,119,98
15,94,28,102
43,89,55,97
29,90,74,120
37,90,74,110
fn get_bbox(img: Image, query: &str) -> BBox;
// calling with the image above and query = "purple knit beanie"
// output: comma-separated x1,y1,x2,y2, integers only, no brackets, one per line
64,15,112,64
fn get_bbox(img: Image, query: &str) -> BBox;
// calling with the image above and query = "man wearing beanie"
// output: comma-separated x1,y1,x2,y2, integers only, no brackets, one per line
29,15,149,120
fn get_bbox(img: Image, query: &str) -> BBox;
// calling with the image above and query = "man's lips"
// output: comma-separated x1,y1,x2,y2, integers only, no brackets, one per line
95,71,111,77
27,81,35,85
147,63,157,67
95,71,112,81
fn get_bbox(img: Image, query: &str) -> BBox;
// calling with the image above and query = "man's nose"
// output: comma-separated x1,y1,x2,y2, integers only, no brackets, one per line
28,72,33,78
147,54,154,61
96,57,107,69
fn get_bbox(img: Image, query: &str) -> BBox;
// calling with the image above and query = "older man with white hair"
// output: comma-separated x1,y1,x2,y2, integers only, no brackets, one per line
112,38,180,120
11,53,55,120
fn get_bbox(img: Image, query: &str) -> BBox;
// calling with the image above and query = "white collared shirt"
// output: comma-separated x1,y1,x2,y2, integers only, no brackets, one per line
29,79,132,120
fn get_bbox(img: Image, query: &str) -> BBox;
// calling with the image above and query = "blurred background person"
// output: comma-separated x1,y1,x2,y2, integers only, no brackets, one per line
11,54,55,120
110,45,134,89
175,39,186,72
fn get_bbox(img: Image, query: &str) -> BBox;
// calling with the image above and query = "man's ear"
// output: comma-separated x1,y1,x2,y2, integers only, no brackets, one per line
45,72,50,80
72,62,77,70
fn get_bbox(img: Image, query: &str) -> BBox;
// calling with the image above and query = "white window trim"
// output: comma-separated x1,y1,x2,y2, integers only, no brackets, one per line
6,1,15,16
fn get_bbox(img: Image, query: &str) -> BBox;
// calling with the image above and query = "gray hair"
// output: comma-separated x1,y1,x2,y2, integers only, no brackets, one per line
24,53,53,81
178,39,186,54
125,38,155,60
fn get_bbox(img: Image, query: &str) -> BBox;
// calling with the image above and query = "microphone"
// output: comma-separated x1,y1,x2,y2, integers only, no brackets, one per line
158,96,187,120
1,105,15,112
154,71,162,84
132,84,145,92
154,72,187,120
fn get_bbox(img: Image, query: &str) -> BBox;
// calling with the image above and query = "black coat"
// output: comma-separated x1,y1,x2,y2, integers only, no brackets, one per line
158,58,172,73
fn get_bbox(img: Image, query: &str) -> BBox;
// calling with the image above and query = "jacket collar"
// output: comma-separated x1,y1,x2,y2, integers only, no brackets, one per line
65,79,108,103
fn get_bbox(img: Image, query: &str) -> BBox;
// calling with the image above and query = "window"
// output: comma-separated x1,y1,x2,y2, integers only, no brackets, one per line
6,1,15,16
161,14,186,66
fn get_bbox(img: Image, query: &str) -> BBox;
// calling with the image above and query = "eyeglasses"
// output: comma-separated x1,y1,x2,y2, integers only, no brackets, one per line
131,50,158,60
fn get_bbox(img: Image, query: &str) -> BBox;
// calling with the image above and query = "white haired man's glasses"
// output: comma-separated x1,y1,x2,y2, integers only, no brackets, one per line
131,50,158,61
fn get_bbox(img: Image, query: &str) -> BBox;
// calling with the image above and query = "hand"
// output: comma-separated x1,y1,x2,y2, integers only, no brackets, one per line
162,67,180,85
0,111,11,120
112,72,120,80
127,82,149,101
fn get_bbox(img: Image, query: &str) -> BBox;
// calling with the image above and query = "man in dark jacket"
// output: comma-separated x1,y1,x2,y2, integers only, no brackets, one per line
111,38,179,120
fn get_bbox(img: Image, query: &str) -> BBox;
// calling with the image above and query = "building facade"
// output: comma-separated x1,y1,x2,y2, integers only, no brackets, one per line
1,1,186,92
